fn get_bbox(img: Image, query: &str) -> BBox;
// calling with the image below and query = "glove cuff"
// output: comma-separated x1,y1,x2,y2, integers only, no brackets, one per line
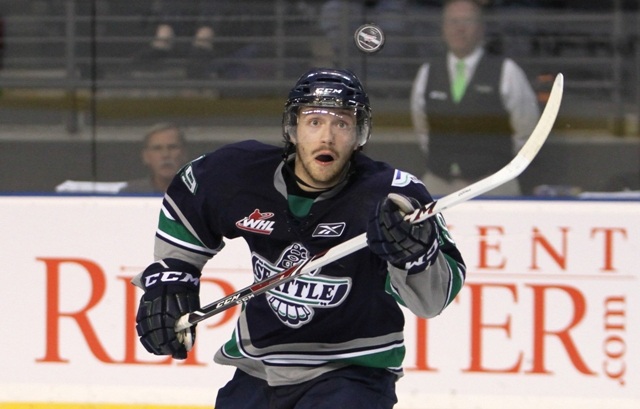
140,258,201,300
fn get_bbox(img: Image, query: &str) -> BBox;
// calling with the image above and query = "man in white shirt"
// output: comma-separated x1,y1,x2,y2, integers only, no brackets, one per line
410,0,540,196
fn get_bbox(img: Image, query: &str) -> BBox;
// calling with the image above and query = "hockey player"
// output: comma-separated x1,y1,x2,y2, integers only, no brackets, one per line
133,68,466,408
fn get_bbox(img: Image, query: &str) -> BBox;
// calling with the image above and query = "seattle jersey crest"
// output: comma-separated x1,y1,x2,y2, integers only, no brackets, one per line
252,243,352,328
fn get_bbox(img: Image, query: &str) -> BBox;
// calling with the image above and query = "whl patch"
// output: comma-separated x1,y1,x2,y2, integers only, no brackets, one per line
236,209,276,235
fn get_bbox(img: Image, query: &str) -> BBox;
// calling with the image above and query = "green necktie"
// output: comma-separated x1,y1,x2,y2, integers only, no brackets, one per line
452,60,467,103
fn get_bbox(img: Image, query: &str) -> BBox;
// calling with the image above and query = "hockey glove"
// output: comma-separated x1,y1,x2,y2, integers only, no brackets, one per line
135,258,201,359
367,193,439,274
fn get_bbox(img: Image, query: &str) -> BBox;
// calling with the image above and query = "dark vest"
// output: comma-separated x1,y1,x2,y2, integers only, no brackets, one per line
425,55,513,180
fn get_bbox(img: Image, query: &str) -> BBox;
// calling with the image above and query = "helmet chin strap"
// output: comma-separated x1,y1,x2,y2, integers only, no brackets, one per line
283,162,329,192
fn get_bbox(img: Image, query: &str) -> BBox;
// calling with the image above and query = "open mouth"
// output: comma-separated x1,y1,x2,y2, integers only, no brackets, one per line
315,154,335,163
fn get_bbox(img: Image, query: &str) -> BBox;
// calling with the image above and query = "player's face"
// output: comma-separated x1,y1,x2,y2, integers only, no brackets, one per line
442,0,484,59
142,128,187,183
292,107,359,190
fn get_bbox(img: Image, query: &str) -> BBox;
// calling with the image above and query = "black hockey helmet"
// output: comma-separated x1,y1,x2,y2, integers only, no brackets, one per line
283,68,372,147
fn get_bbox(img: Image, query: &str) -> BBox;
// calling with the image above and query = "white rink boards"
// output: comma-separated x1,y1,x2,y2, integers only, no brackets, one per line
1,196,638,409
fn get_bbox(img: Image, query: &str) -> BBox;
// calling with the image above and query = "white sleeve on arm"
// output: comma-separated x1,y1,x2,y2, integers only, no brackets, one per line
386,254,454,318
501,58,540,153
410,63,431,155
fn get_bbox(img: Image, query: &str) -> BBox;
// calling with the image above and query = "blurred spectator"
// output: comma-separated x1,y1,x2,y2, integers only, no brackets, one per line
411,0,543,60
410,0,540,196
132,0,275,79
120,123,188,194
132,1,214,78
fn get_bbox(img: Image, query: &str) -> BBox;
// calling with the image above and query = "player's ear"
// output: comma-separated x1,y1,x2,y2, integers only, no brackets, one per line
283,109,298,144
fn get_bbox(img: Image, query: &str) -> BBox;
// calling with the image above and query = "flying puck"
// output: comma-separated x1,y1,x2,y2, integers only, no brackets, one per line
354,23,385,54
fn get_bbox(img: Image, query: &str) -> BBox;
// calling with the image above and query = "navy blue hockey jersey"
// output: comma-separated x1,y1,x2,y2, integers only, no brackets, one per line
151,140,465,385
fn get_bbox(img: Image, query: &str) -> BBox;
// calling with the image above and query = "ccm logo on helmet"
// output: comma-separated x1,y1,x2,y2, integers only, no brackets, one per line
314,88,343,95
144,271,200,288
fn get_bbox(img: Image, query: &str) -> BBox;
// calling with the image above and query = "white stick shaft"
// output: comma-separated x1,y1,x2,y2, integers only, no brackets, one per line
298,73,564,277
177,73,564,331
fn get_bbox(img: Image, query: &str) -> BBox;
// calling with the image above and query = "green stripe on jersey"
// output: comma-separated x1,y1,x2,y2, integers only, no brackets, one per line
337,345,405,368
222,330,243,358
444,254,465,306
221,331,405,368
158,209,204,247
385,274,406,307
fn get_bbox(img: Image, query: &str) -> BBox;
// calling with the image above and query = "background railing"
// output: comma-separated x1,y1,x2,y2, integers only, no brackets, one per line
1,1,638,112
0,0,638,194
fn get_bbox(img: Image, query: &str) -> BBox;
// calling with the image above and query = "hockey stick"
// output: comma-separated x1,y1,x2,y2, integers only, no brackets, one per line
175,73,564,332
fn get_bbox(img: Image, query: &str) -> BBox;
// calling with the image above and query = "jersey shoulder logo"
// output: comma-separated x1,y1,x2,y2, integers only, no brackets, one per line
312,222,346,238
391,169,423,187
178,155,205,195
236,209,276,235
180,164,198,194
